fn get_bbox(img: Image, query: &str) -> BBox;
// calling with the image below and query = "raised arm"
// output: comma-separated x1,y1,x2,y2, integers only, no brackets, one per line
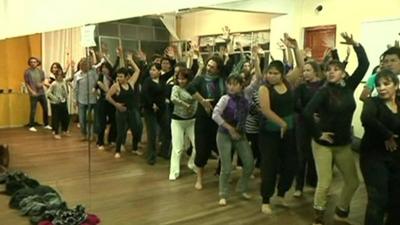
284,34,304,86
126,52,140,87
340,32,370,90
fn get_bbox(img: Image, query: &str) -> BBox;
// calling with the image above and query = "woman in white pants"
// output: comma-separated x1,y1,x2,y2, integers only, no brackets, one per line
169,68,198,180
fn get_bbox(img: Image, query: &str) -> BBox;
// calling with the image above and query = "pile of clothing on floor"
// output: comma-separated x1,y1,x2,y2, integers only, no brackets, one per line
0,170,100,225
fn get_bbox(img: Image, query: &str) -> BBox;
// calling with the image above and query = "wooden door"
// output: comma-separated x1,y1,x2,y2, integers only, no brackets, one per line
304,25,336,62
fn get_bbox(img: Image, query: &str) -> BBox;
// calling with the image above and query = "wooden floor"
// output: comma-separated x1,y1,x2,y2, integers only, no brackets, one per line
0,126,367,225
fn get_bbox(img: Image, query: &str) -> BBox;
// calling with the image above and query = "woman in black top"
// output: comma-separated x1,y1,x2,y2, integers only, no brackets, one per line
293,61,325,197
258,34,303,214
141,63,171,165
360,70,400,225
304,33,369,225
106,56,140,159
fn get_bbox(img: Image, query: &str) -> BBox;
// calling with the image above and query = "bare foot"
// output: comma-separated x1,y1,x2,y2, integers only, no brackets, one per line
194,181,202,190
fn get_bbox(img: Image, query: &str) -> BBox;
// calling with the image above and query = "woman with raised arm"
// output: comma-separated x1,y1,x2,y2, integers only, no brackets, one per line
293,60,325,197
106,54,140,159
360,69,400,225
303,33,369,225
258,33,303,214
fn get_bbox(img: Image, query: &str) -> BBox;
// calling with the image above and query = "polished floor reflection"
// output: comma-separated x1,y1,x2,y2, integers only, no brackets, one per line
0,127,366,225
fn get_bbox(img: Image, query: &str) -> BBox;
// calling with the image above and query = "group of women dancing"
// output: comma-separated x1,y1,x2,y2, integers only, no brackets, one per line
27,29,400,225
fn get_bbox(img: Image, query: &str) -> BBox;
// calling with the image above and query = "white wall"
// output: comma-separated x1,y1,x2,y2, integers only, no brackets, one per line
212,0,302,61
178,10,275,41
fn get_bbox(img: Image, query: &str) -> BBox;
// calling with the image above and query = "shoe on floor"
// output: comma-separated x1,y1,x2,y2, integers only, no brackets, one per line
169,173,179,181
276,196,289,207
261,204,272,214
54,134,61,140
114,153,121,159
218,198,227,206
44,125,52,130
333,207,351,223
187,163,198,174
312,209,325,225
62,131,71,136
293,190,303,198
241,192,252,200
132,150,143,156
97,145,105,150
29,127,37,132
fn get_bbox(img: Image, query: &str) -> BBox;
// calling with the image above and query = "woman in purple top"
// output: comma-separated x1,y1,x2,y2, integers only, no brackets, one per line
212,74,254,206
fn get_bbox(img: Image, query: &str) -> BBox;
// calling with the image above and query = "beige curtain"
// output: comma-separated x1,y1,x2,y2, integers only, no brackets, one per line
42,27,86,114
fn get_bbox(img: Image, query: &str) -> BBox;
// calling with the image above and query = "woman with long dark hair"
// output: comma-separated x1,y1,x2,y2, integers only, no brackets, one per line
142,63,171,165
304,33,369,225
258,34,303,214
360,69,400,225
293,60,325,197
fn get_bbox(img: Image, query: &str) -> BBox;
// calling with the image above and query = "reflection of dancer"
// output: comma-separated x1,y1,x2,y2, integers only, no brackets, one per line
24,57,51,132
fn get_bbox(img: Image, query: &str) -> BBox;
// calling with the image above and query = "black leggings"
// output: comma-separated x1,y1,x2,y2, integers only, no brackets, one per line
360,153,400,225
295,122,317,191
194,116,218,168
259,129,297,203
50,102,69,134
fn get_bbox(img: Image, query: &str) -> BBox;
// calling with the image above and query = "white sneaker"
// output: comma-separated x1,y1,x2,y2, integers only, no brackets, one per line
97,145,105,150
219,198,227,206
241,192,252,200
293,190,303,198
62,131,71,136
132,150,143,156
114,153,121,159
187,163,198,174
261,204,272,214
54,134,61,140
169,174,178,181
29,127,37,132
276,197,289,207
44,125,52,130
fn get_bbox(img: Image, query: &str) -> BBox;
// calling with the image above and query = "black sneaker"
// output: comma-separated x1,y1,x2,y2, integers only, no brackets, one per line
334,207,350,223
312,209,324,225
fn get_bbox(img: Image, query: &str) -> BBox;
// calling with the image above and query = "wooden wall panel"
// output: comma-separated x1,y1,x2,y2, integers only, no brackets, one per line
0,34,42,128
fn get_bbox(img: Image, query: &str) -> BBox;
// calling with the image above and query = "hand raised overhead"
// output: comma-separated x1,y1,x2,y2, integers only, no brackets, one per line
340,32,358,46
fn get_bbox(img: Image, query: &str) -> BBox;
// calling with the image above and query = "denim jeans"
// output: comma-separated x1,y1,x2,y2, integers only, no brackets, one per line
78,103,96,137
29,94,49,126
217,132,254,198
